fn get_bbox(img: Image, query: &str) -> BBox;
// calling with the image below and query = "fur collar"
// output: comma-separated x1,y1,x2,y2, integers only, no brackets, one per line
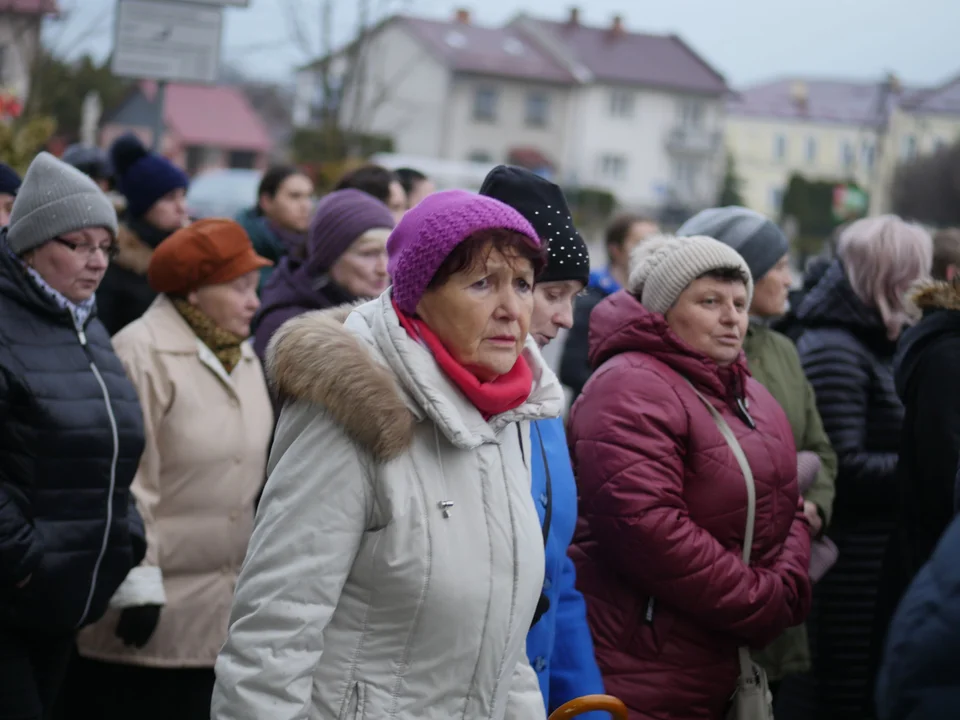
910,279,960,312
115,225,154,275
267,301,415,463
266,296,564,461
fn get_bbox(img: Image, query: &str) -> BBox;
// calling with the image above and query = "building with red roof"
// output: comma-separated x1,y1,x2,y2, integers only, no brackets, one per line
295,7,731,213
101,81,273,175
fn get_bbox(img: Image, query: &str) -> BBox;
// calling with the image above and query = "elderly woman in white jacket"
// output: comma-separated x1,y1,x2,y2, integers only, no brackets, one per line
212,190,565,720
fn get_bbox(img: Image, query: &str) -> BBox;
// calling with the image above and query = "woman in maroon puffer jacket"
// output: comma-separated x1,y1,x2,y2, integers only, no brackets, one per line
569,235,812,720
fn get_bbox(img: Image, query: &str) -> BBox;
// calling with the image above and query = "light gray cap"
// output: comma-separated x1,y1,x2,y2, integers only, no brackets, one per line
628,234,754,314
7,152,119,255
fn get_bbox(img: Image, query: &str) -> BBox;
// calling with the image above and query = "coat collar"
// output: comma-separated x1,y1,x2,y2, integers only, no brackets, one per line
144,294,256,392
268,292,565,461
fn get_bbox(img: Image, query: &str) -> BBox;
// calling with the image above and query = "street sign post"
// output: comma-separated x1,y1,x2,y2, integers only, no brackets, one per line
112,0,229,151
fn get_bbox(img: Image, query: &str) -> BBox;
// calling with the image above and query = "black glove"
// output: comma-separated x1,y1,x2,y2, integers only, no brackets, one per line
115,604,162,648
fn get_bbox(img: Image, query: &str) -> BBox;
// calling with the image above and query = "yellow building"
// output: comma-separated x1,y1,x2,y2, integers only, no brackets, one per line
726,78,896,218
727,75,960,219
871,74,960,214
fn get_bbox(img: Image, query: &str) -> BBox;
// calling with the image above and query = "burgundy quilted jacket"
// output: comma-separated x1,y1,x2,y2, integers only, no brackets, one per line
568,291,812,720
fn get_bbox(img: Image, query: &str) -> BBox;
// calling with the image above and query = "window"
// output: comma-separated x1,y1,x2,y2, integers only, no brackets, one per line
228,150,257,169
609,90,635,118
473,86,498,122
770,186,784,213
672,158,700,197
525,91,550,128
805,136,818,164
0,46,7,86
840,140,855,170
679,99,705,128
185,146,206,175
901,134,917,160
600,154,627,181
861,140,875,169
773,134,787,162
468,150,493,163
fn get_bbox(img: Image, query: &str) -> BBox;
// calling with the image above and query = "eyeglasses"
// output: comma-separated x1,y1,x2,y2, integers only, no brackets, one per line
53,237,119,261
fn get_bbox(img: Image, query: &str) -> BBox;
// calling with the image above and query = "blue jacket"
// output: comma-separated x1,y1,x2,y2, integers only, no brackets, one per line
876,487,960,720
527,417,605,716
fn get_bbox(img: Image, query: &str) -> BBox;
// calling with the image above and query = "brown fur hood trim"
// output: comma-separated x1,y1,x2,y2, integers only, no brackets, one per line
910,279,960,312
115,225,154,275
266,301,415,463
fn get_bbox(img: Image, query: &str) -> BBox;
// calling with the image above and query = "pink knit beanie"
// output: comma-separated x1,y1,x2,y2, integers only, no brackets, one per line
386,189,540,314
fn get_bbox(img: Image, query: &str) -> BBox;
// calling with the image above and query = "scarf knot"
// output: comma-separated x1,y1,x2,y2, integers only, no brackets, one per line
172,297,245,374
392,299,532,420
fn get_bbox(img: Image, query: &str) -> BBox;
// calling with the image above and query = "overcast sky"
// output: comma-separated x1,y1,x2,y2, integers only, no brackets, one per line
60,0,960,90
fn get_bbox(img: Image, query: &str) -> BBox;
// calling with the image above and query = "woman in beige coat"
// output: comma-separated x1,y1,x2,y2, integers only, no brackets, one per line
69,219,275,719
212,190,565,720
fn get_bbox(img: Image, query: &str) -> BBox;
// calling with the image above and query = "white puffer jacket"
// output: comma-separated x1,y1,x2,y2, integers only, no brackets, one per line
212,293,565,720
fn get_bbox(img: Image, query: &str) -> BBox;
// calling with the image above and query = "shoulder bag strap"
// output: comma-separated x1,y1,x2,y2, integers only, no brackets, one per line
682,379,761,689
682,379,755,563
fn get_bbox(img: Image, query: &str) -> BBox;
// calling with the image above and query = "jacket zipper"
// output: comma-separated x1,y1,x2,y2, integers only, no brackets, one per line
75,324,120,628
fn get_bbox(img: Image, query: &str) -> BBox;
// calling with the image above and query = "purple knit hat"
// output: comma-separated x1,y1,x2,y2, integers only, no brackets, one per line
387,190,540,314
306,188,395,274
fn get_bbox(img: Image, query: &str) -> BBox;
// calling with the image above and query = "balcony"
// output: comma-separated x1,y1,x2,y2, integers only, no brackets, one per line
666,126,722,156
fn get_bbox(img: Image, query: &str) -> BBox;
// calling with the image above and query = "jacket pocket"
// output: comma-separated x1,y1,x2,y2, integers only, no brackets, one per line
629,597,675,657
338,681,366,720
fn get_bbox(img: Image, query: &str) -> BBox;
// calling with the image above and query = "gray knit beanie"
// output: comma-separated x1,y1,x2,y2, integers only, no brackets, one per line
7,152,119,255
628,234,754,314
677,206,788,281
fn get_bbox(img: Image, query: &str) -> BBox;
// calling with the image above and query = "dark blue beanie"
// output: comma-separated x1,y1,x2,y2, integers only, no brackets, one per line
109,134,189,218
0,163,22,196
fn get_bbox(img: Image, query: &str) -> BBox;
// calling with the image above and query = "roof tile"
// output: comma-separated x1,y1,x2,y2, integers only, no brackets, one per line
523,18,728,95
399,16,575,83
142,81,272,152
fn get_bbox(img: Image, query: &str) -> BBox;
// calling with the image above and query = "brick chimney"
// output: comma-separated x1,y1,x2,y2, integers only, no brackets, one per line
611,14,625,37
454,8,470,24
568,7,580,26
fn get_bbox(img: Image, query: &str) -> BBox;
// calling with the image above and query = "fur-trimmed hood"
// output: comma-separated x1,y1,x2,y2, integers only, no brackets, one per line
910,279,960,312
114,224,155,275
895,279,960,399
266,293,564,463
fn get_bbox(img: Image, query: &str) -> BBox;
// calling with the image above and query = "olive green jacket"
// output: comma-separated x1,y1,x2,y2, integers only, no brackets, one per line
744,323,838,680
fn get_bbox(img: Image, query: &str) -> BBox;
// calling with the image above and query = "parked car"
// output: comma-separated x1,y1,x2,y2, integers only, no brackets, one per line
185,168,262,220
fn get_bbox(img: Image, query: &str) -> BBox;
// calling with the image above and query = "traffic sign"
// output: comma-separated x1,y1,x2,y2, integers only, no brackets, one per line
112,0,224,84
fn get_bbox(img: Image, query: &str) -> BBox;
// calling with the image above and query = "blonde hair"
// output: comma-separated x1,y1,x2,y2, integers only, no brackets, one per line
837,215,932,340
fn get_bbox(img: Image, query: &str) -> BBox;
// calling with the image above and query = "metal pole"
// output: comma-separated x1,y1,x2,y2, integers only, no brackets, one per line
152,80,167,153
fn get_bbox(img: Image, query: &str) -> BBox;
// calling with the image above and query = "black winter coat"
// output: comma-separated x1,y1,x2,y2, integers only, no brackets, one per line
0,237,146,633
777,260,904,720
891,280,960,578
875,467,960,720
97,219,171,336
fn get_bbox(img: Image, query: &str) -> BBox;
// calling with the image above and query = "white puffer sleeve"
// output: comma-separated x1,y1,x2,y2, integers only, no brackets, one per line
211,399,372,720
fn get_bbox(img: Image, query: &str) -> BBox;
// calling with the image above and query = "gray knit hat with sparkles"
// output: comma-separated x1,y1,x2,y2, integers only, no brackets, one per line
677,206,788,281
628,234,754,314
8,152,118,255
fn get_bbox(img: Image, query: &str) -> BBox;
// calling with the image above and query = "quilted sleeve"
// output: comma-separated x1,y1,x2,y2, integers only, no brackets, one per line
0,367,43,587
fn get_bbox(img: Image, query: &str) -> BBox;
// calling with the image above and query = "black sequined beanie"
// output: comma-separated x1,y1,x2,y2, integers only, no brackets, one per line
479,165,590,286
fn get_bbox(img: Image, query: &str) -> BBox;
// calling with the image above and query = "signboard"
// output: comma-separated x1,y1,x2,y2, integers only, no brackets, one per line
112,0,224,84
832,184,869,222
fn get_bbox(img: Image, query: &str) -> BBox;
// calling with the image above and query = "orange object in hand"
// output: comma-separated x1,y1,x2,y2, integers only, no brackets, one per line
548,695,629,720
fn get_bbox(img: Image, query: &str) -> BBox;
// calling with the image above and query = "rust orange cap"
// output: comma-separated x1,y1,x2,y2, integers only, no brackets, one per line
147,218,272,295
